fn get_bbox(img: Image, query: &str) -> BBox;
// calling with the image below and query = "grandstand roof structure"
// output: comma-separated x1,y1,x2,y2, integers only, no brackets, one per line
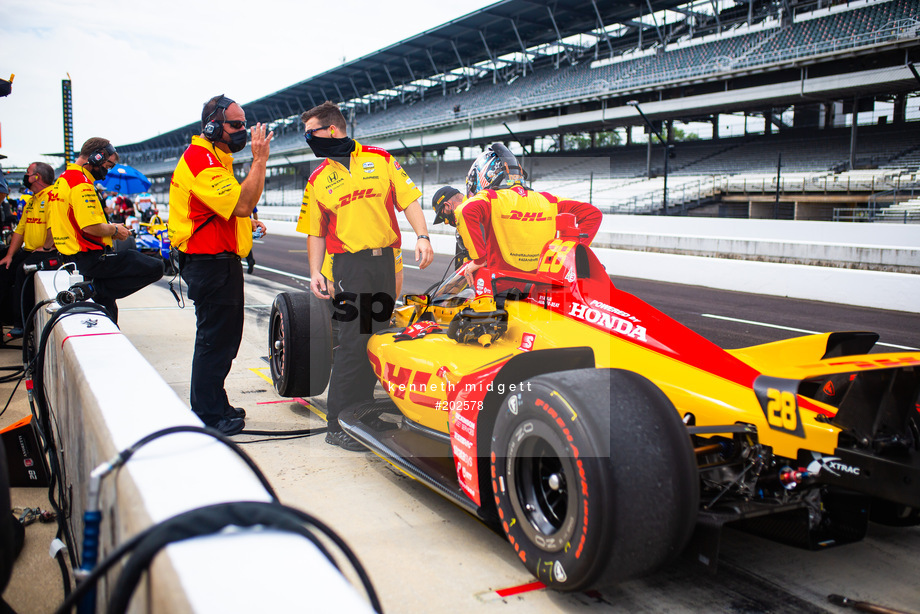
118,0,689,152
121,0,920,192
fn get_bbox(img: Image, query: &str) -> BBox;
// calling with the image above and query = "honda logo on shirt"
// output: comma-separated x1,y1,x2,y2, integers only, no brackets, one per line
338,188,381,207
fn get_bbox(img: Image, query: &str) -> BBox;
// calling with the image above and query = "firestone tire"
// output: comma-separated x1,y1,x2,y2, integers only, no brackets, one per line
269,291,332,398
490,368,698,591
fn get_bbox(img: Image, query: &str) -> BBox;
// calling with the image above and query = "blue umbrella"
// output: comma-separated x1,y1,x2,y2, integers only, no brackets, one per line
99,164,151,194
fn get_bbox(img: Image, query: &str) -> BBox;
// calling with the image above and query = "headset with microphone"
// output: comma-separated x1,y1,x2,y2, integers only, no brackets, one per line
202,95,235,142
87,143,117,166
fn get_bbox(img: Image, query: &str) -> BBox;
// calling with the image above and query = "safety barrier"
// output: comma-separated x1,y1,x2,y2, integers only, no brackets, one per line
34,272,373,613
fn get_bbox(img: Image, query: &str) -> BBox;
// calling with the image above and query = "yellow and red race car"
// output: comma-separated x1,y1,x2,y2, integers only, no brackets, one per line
268,214,920,592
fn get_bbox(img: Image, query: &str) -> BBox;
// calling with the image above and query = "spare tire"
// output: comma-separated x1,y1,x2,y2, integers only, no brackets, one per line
268,291,332,398
490,368,698,591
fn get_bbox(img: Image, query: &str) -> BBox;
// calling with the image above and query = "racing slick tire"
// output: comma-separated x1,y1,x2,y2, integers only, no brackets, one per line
490,368,698,591
269,291,332,398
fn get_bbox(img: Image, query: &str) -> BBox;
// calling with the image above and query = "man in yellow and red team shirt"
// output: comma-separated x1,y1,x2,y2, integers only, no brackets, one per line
169,94,271,436
0,162,61,336
48,137,163,322
298,100,433,451
456,143,602,285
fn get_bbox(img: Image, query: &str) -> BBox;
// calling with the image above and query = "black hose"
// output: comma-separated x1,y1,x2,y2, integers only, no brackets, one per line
54,502,383,614
115,425,279,501
30,301,115,573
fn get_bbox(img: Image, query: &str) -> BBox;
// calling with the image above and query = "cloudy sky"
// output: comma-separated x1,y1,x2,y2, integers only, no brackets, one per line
0,0,495,168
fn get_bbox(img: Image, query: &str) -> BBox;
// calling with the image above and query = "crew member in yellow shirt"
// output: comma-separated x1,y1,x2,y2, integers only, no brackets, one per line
0,162,60,336
169,95,271,436
298,100,432,450
47,138,163,323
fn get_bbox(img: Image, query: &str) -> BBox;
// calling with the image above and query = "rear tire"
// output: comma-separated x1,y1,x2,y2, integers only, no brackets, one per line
269,291,332,398
490,368,698,591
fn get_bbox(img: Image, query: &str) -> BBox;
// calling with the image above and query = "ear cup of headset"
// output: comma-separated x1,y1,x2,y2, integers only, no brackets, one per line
203,95,235,142
88,143,116,166
203,120,223,141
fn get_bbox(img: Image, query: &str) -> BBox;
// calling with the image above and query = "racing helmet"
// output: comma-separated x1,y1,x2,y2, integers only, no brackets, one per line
465,143,526,197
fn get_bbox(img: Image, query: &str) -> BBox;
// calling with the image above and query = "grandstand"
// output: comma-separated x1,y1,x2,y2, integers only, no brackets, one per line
119,0,920,222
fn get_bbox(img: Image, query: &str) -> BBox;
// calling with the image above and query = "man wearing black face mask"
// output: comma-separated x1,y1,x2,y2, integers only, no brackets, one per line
0,162,60,337
297,100,433,451
47,137,164,323
168,95,272,436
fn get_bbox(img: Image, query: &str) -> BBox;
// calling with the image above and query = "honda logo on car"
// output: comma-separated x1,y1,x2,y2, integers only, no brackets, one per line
568,302,647,341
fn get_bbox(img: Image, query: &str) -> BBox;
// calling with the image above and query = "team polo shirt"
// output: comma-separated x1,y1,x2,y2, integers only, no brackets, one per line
15,185,53,251
456,186,603,272
168,135,253,257
48,163,111,256
296,141,422,253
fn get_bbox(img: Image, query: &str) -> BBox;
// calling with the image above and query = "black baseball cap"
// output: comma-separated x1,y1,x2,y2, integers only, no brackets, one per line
432,186,461,225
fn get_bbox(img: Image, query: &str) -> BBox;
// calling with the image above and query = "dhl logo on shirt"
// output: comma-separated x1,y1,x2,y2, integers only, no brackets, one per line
501,210,550,221
25,217,42,224
338,188,381,207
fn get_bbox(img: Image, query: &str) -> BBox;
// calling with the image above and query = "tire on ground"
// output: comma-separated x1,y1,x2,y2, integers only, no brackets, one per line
490,368,698,591
269,291,332,398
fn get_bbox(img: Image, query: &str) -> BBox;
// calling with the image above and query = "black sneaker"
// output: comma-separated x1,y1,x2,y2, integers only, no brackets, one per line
211,417,245,436
225,406,246,419
325,430,365,452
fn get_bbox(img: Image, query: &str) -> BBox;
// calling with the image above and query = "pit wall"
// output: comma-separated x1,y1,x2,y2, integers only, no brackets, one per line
34,272,372,613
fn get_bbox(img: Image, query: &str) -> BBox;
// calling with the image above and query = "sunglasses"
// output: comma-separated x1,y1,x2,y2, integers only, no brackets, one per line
304,125,331,142
223,120,247,130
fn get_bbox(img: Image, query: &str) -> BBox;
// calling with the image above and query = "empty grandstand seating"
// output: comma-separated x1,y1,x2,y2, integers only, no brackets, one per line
338,0,919,141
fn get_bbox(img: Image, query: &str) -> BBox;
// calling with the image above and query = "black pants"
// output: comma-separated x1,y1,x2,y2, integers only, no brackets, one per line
71,249,164,323
0,248,27,326
180,255,244,427
327,248,396,431
12,250,62,327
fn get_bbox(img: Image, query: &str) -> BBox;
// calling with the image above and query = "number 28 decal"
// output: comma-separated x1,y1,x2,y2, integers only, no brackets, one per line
753,376,805,437
538,240,576,274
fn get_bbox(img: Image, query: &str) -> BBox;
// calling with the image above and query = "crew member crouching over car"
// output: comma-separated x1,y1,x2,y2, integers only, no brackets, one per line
456,143,603,285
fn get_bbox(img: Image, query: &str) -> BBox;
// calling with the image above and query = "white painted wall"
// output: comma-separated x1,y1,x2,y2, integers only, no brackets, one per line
261,211,920,313
34,272,373,613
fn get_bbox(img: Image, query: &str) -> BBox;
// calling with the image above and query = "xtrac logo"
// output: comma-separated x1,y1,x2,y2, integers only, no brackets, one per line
338,188,380,207
502,210,549,221
806,453,862,478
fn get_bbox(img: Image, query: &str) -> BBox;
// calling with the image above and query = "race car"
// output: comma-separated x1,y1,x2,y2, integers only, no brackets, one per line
133,215,175,274
268,213,920,592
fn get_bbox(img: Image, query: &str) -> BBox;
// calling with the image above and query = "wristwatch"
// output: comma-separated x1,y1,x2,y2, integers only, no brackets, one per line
418,235,430,241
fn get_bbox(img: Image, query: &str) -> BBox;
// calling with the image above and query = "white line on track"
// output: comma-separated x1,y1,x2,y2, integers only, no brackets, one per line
701,314,919,351
251,264,311,282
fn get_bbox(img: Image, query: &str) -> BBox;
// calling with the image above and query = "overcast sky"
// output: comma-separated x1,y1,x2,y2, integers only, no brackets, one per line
0,0,495,169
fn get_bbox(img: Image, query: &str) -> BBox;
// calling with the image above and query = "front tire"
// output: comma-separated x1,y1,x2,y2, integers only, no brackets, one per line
490,368,698,591
268,291,332,398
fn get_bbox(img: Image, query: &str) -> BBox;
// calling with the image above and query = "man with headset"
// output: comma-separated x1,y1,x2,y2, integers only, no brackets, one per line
168,95,271,436
48,138,163,323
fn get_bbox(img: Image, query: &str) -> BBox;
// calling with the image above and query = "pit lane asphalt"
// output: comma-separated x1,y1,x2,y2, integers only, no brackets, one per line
45,242,920,613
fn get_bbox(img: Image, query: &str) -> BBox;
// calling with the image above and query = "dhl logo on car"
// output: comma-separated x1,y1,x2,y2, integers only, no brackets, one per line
338,188,381,207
